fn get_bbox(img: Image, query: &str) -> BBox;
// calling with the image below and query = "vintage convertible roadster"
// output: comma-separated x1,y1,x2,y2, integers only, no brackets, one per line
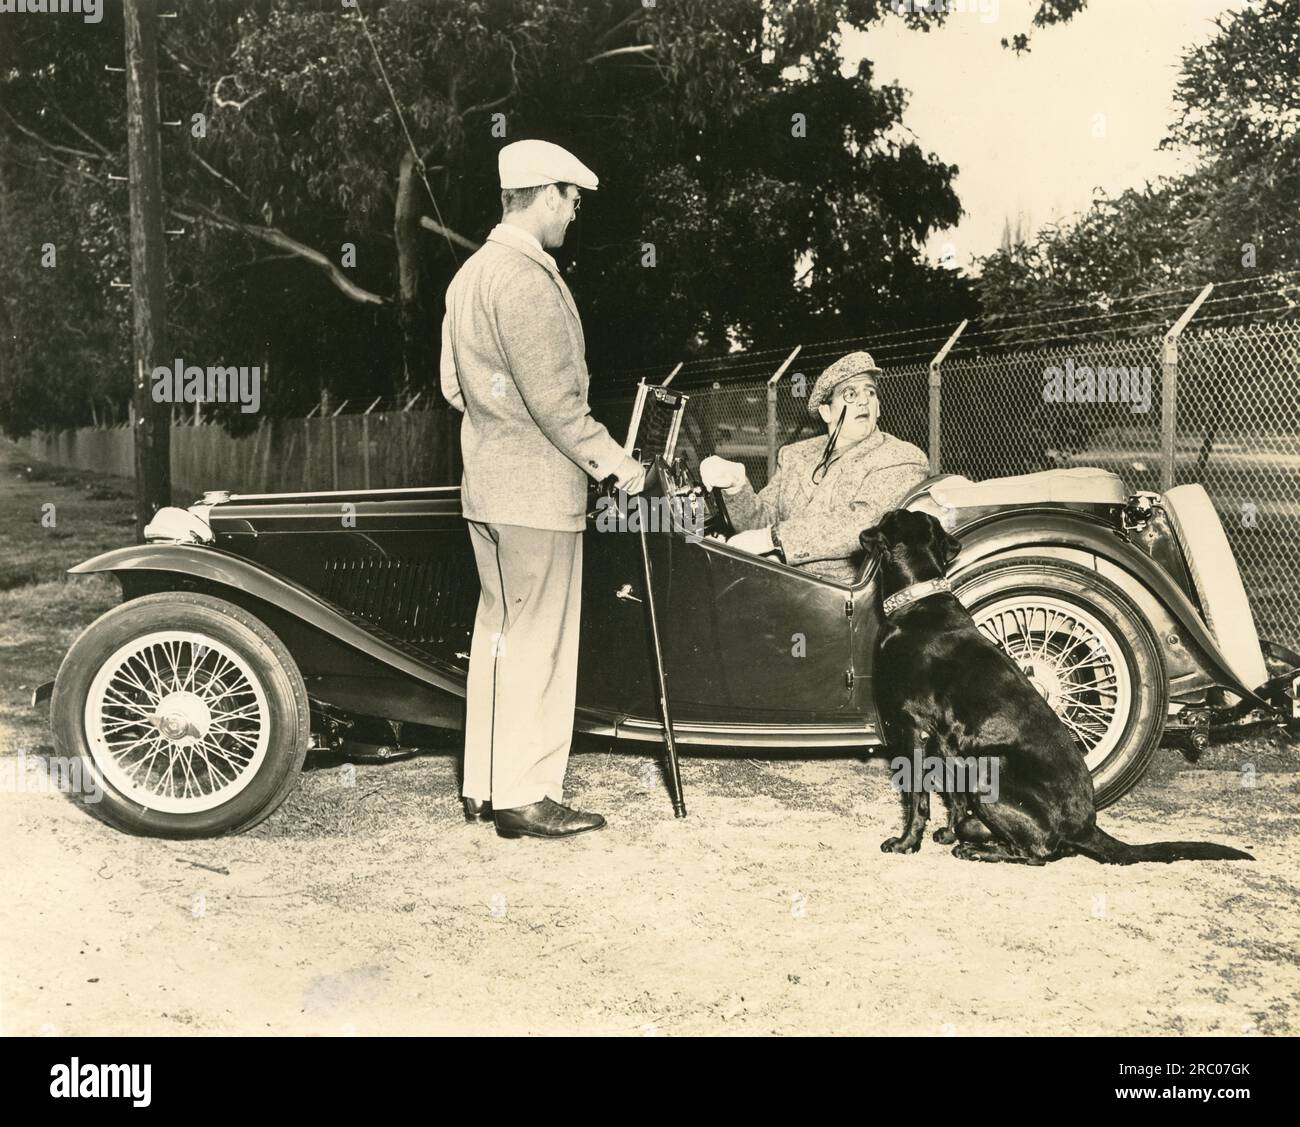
39,382,1300,838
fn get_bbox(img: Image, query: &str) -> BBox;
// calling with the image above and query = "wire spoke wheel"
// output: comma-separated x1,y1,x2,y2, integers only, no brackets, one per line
953,560,1167,808
84,630,271,814
54,593,310,837
972,595,1132,772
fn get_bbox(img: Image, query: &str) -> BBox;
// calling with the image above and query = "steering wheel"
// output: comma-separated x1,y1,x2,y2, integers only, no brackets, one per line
708,485,737,540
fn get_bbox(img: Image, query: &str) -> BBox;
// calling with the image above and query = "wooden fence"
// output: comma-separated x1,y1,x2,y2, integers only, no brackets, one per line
14,409,461,502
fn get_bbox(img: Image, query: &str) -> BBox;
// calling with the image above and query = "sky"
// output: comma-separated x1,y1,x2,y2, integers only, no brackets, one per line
843,0,1247,270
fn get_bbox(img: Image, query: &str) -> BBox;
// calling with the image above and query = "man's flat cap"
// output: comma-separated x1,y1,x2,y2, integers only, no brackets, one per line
807,351,882,418
499,140,599,190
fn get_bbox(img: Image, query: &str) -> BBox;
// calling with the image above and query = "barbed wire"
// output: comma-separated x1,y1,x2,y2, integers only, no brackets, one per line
654,297,1234,383
704,301,1295,377
1180,302,1300,330
600,270,1300,381
603,271,1300,382
978,269,1300,322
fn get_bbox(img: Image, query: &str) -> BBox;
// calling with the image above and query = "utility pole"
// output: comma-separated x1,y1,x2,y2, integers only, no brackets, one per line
124,0,170,540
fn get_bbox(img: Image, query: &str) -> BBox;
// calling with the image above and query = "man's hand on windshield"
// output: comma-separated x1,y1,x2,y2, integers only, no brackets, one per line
727,527,777,556
700,455,748,494
615,455,647,495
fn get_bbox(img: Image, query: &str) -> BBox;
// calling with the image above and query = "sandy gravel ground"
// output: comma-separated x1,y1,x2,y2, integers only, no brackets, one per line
2,733,1296,1037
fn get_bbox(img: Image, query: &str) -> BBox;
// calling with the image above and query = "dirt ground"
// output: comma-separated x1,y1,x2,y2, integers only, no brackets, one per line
1,443,1298,1036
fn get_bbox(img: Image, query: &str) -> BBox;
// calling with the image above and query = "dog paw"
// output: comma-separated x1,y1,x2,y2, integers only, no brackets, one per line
952,843,979,861
933,828,957,844
880,836,919,854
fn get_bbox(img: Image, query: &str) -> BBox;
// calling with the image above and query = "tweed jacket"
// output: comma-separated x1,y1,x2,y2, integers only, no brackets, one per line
439,223,626,532
726,429,929,584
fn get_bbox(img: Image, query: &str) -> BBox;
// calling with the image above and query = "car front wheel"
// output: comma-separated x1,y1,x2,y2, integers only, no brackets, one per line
50,591,310,838
952,560,1168,808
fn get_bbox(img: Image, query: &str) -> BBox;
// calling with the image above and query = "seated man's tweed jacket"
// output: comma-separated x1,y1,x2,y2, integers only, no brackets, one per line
440,223,627,532
726,429,929,584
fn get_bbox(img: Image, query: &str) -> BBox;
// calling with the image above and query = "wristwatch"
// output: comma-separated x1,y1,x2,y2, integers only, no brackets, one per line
769,525,787,564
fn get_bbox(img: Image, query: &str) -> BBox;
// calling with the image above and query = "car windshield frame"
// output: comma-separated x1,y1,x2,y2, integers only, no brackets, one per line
624,378,690,464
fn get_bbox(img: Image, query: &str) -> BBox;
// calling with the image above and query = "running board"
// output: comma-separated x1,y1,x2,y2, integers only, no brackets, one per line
596,717,880,748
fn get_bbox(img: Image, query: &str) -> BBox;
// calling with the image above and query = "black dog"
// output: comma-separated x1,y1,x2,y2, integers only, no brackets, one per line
861,509,1253,865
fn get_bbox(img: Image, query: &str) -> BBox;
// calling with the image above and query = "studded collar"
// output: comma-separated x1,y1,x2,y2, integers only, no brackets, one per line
882,577,952,617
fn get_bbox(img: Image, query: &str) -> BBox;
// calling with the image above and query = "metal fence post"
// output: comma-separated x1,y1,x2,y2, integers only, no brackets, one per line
403,392,421,482
260,417,273,491
928,320,968,474
330,399,347,490
766,346,802,478
1161,283,1214,491
362,395,381,489
303,402,319,490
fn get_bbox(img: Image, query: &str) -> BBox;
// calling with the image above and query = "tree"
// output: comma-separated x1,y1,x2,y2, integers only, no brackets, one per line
1,0,1088,438
977,0,1299,326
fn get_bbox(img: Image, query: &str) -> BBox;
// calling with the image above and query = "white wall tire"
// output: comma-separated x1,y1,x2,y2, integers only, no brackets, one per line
83,631,273,814
971,594,1133,775
51,592,310,838
1162,484,1268,698
954,560,1168,807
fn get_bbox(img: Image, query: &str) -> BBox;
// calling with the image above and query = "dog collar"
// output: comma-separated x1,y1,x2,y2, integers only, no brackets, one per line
882,578,952,617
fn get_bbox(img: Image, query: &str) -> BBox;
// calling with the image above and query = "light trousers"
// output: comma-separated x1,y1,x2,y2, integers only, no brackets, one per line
462,521,583,810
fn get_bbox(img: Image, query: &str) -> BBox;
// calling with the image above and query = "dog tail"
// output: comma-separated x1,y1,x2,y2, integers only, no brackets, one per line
1073,825,1253,865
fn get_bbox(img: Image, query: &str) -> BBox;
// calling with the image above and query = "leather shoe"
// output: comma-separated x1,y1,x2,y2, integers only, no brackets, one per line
494,797,606,839
462,797,492,823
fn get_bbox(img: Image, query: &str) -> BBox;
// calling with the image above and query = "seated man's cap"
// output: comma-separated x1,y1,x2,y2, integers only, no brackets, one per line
807,351,882,418
499,140,599,190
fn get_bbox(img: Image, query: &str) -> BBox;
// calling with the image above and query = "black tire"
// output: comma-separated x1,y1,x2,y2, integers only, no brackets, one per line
50,591,310,838
951,559,1168,808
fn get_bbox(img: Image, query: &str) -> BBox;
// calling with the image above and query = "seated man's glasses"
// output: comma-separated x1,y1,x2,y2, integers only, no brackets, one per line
835,380,878,405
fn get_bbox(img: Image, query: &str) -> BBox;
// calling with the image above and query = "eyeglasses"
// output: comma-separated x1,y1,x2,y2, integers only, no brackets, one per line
834,380,877,405
555,184,580,212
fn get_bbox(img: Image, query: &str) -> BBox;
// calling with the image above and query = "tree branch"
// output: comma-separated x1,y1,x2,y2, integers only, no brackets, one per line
187,149,251,202
160,40,196,76
173,201,389,306
459,41,520,119
45,96,113,156
419,216,481,251
0,105,104,162
583,44,655,65
212,74,263,111
596,8,647,46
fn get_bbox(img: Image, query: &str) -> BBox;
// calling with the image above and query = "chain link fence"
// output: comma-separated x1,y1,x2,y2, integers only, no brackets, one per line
591,319,1300,647
1178,325,1300,648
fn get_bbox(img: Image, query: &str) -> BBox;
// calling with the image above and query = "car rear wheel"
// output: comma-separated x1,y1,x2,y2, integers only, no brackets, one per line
50,591,310,838
952,560,1168,808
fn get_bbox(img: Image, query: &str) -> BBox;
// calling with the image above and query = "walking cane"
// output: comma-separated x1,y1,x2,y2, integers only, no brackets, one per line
637,497,686,817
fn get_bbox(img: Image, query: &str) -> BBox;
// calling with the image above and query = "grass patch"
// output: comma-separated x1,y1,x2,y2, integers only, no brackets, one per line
0,441,133,753
0,442,137,592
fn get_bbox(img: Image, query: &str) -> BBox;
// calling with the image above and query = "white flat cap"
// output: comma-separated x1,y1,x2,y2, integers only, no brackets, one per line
498,140,599,190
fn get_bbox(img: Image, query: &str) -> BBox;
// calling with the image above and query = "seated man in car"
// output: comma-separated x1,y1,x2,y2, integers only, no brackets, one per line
700,351,929,583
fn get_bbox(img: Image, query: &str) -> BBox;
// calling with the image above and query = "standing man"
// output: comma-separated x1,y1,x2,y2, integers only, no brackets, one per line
440,140,645,839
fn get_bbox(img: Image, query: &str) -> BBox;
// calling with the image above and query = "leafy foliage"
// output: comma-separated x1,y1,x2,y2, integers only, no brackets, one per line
0,0,1093,436
978,0,1299,329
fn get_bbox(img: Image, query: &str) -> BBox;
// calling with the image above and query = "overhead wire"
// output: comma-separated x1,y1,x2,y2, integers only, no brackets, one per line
353,0,459,267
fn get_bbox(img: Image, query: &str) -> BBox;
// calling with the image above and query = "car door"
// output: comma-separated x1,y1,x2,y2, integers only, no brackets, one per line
578,520,857,725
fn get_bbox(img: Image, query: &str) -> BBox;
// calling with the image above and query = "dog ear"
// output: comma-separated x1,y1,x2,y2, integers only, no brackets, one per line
942,531,962,566
859,526,888,556
926,516,961,568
